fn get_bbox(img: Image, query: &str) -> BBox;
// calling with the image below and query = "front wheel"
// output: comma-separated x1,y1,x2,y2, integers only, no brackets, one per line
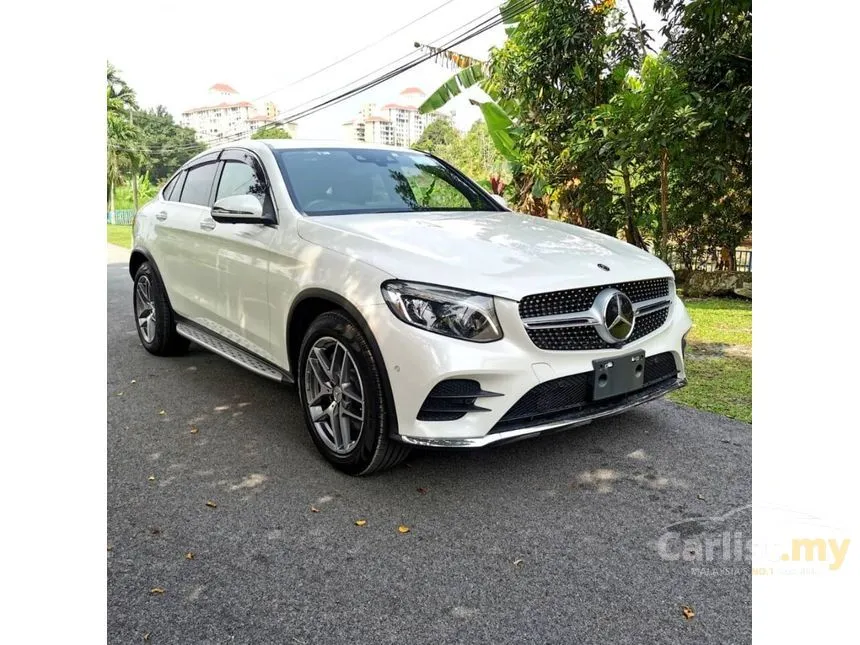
297,311,410,475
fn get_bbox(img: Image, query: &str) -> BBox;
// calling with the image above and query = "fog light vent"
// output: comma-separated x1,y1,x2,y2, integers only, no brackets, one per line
417,379,502,422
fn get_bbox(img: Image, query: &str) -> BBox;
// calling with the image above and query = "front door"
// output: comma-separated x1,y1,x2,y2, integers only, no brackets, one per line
192,151,276,362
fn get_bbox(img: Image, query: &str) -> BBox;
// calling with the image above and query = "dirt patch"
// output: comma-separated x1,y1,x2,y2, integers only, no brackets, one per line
687,342,752,360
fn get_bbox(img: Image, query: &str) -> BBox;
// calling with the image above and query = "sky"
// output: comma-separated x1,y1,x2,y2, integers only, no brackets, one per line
109,0,663,139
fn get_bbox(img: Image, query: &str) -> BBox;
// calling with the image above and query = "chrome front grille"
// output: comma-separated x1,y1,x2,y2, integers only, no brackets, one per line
518,278,672,351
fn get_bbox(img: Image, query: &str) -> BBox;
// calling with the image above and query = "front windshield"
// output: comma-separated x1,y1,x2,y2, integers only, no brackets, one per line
274,147,497,216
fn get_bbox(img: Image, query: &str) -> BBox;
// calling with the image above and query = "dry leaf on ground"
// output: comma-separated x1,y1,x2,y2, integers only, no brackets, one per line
311,506,320,513
189,426,199,434
682,605,695,620
148,475,156,481
397,525,411,534
185,552,194,560
416,487,429,494
158,410,166,415
513,558,524,566
354,519,367,527
150,588,165,595
205,500,217,508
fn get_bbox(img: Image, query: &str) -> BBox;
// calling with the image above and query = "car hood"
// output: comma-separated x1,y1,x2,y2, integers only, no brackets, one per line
296,210,672,301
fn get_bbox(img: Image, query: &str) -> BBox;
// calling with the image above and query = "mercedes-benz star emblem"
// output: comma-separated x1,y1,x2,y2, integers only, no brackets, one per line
593,288,636,344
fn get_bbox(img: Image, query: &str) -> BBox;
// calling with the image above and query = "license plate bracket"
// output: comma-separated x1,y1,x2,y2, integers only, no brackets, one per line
592,350,646,401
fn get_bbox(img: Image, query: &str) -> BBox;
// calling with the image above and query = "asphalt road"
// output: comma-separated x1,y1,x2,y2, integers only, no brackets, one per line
107,261,751,644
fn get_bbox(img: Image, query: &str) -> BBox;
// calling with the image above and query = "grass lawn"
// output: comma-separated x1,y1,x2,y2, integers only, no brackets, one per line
107,224,132,249
668,297,752,423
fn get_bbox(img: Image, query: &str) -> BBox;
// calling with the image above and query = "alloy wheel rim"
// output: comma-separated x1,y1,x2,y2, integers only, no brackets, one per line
135,276,157,344
303,336,365,455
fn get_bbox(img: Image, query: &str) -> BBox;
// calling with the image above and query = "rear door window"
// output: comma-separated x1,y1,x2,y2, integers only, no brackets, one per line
164,172,185,202
178,163,218,206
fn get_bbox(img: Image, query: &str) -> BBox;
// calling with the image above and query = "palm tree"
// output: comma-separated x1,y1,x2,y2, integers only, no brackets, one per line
106,62,145,215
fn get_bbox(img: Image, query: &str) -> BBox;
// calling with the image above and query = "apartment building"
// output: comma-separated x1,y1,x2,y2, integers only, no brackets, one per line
181,84,297,145
341,87,447,147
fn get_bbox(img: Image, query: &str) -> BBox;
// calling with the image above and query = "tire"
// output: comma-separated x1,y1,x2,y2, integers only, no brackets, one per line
132,261,190,356
297,310,410,475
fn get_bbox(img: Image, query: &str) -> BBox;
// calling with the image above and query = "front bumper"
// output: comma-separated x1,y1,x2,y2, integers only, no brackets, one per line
363,293,693,447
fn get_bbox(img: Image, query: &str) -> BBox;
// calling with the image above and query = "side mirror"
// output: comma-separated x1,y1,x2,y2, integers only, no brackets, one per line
491,194,508,209
211,194,265,223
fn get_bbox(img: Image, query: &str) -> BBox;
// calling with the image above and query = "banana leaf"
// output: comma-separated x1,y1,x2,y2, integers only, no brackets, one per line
418,63,486,113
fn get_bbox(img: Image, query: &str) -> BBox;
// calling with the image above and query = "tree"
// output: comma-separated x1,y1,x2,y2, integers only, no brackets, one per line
107,62,146,212
655,0,752,267
251,126,292,140
133,106,204,183
414,118,460,154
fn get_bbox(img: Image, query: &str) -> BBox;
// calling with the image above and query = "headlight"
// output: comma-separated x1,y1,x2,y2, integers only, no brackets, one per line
381,280,502,342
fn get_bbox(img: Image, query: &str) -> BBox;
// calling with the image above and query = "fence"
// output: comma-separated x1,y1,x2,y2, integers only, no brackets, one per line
107,210,136,225
668,248,752,273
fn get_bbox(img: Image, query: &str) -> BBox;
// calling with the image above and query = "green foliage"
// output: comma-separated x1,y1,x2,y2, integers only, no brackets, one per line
251,126,292,140
113,173,159,210
133,106,204,182
418,121,510,187
107,61,145,206
418,0,751,264
414,118,460,154
656,0,752,267
419,64,487,113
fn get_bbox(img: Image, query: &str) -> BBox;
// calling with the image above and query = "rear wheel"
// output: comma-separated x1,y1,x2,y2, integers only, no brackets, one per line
297,311,410,475
133,262,189,356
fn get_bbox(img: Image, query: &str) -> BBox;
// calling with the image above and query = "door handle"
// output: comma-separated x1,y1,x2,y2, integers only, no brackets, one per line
200,219,216,231
155,211,168,221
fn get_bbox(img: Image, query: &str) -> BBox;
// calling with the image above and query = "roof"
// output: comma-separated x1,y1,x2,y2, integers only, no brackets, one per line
381,103,418,111
206,139,416,152
210,83,238,94
401,87,424,95
182,101,254,114
364,116,390,122
247,114,274,122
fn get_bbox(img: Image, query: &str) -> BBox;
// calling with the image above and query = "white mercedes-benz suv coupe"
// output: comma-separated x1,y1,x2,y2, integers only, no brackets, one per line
131,140,691,474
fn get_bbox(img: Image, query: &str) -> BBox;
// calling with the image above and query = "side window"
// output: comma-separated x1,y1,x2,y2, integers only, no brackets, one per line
215,161,267,205
178,163,218,206
164,172,185,202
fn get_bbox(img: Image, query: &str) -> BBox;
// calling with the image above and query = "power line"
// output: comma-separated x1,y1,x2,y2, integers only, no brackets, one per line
248,0,460,104
110,0,535,155
200,0,534,146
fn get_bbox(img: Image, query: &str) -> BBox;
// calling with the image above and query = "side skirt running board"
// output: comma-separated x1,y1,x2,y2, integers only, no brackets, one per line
175,321,293,384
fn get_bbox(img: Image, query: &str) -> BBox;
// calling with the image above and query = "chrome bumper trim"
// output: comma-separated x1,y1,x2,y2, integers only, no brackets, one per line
399,377,686,448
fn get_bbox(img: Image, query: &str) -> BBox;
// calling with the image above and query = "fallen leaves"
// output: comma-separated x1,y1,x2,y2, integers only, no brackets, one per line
397,525,411,534
116,392,124,397
143,632,150,641
185,552,194,560
158,410,166,416
681,605,696,620
148,475,156,482
150,588,165,595
131,379,137,385
205,500,218,509
513,558,524,567
310,506,321,513
189,426,199,434
354,519,367,527
416,487,429,495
